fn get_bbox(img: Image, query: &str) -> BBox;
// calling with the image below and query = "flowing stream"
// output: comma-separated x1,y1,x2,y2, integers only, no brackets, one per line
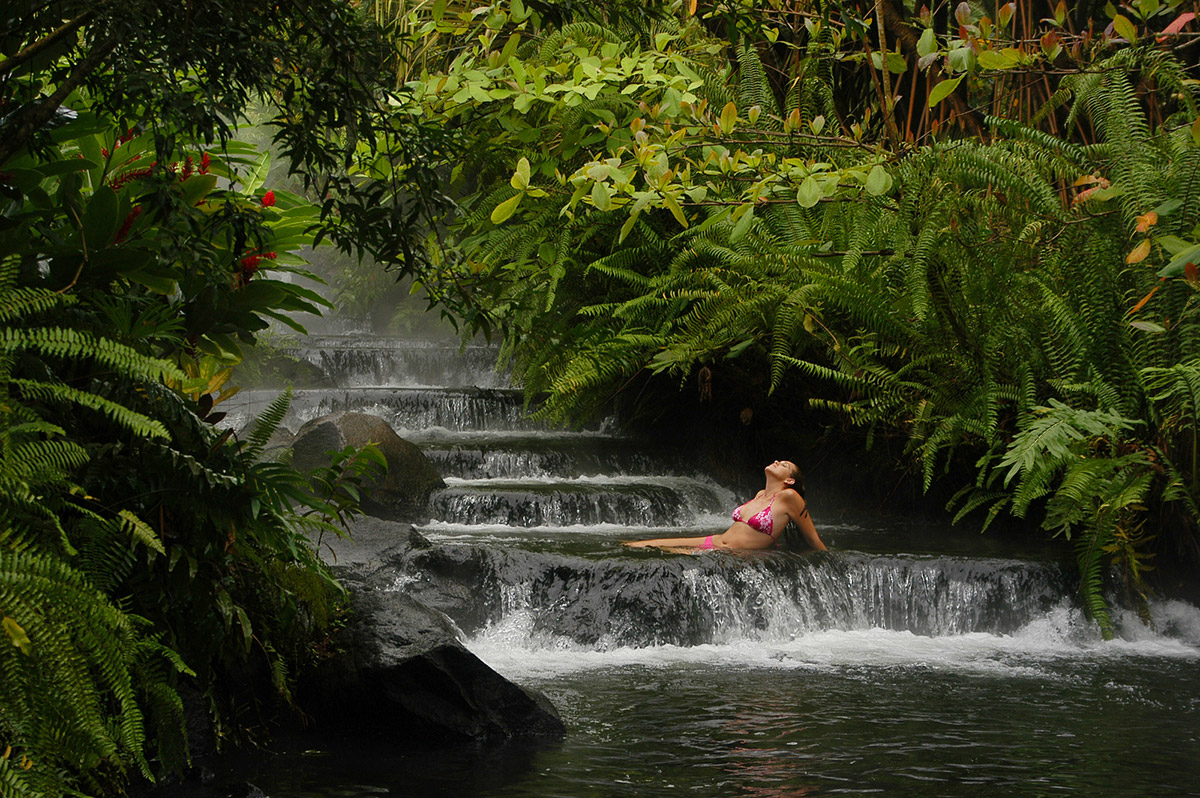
220,332,1200,797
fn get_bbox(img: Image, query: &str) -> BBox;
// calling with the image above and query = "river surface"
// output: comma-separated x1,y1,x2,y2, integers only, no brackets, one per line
216,333,1200,797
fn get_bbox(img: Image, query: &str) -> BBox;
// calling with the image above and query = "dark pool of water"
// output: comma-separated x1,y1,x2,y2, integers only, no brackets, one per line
200,649,1200,797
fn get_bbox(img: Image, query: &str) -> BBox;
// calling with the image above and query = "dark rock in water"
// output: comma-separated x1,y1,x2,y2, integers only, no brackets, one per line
292,411,445,520
392,541,498,631
320,515,432,581
223,784,267,798
301,588,565,741
300,516,563,742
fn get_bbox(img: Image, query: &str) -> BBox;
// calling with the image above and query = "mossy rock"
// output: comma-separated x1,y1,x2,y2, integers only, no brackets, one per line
292,411,444,521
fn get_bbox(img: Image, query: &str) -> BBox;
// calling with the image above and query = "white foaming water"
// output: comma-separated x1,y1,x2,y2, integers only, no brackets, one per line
466,599,1200,682
399,427,620,444
416,520,725,538
443,474,737,493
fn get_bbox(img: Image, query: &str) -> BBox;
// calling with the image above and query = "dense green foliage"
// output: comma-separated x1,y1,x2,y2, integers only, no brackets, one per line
392,1,1200,634
0,3,400,795
3,1,1199,792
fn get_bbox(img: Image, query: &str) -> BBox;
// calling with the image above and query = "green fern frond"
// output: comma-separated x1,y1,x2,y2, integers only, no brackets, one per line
244,387,294,461
1143,358,1200,427
1074,515,1117,639
999,399,1135,486
0,328,184,385
12,379,170,439
538,21,624,60
0,287,74,324
9,439,89,478
0,550,155,785
734,42,776,118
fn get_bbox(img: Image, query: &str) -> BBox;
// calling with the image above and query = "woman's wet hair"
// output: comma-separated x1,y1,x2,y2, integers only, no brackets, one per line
784,464,805,497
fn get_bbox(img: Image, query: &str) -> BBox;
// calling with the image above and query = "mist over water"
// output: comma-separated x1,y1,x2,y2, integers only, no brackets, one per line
219,325,1200,797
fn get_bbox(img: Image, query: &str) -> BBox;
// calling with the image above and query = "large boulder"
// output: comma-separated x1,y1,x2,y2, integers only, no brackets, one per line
301,588,565,741
300,515,565,743
292,411,444,520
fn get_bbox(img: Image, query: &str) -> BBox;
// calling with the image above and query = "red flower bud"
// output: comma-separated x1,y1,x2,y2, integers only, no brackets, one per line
261,190,275,207
114,206,143,244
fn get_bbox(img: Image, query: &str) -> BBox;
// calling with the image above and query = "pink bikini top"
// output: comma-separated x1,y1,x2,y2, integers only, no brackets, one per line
732,494,776,536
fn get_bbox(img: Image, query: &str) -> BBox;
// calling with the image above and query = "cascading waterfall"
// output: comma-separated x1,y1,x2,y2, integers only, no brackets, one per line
403,545,1072,646
226,328,1200,798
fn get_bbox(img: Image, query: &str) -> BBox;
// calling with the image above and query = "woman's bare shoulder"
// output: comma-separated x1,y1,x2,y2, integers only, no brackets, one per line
777,490,808,514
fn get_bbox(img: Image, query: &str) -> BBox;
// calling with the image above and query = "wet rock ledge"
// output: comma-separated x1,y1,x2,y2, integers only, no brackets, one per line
292,414,565,742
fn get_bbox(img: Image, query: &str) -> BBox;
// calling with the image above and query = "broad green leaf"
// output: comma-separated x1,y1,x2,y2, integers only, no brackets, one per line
797,176,821,208
928,76,963,108
1158,242,1200,278
917,28,937,57
731,206,755,242
661,192,688,227
690,206,733,234
871,51,909,74
866,164,893,196
240,151,271,192
977,50,1018,69
125,269,178,294
1130,320,1167,333
591,180,612,211
499,33,521,64
719,101,737,135
1155,235,1191,255
180,174,218,206
998,2,1016,28
618,210,640,243
34,158,97,178
1087,185,1124,202
947,47,974,72
82,185,119,248
491,192,523,224
511,157,530,190
1113,14,1138,42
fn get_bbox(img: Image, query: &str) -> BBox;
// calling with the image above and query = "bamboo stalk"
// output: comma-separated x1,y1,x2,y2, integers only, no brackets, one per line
904,61,919,143
1041,74,1059,134
873,0,902,148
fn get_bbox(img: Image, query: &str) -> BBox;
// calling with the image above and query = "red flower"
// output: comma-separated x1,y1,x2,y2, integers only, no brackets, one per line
114,206,143,244
237,250,277,283
261,190,275,207
109,162,157,191
199,152,211,175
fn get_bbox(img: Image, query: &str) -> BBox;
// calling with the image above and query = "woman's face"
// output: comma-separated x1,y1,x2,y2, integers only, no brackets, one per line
766,460,798,482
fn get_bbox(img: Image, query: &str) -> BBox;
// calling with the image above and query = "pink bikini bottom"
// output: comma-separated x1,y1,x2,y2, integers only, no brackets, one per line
699,535,714,550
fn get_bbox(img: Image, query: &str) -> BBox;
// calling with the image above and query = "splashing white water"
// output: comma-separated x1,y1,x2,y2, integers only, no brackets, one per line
466,598,1200,682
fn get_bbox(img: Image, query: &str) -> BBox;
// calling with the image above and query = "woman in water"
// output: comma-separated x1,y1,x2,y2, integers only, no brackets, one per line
625,460,827,552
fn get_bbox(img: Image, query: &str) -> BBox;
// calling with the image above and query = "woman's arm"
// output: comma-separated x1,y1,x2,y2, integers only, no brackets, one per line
778,491,827,551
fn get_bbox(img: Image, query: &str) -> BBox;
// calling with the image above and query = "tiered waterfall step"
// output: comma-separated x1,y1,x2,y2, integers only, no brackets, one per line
281,337,509,388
